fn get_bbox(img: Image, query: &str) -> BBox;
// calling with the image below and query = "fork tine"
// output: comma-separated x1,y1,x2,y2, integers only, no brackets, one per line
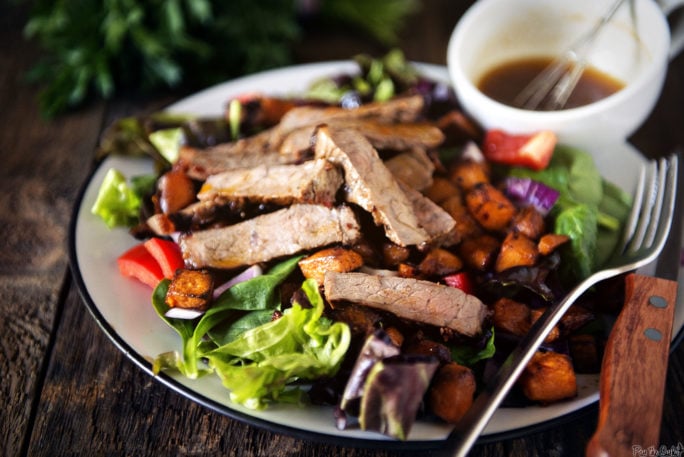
642,157,668,247
625,159,659,254
619,162,648,252
626,155,679,258
651,155,679,255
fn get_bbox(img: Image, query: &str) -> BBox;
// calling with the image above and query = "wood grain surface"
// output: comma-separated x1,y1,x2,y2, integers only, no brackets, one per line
587,275,679,457
2,1,683,456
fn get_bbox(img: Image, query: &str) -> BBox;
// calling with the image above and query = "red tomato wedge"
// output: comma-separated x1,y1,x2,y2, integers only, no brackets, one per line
117,243,164,288
443,271,474,295
144,237,185,279
483,129,557,171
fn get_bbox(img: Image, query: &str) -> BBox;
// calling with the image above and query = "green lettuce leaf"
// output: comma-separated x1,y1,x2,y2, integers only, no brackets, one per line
152,256,303,379
205,279,351,409
148,127,184,163
90,168,142,228
151,257,351,410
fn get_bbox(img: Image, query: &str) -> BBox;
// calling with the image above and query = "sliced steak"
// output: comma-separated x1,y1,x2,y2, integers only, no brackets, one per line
180,204,361,269
146,199,240,236
276,94,425,136
279,120,443,158
178,95,428,180
178,129,303,180
385,148,435,191
350,120,444,151
198,159,343,207
399,181,457,247
323,271,488,338
314,125,429,247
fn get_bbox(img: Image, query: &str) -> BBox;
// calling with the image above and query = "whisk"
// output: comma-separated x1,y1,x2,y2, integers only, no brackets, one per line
514,0,634,110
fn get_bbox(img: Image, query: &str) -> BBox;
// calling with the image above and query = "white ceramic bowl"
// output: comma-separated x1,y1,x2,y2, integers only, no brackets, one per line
447,0,682,150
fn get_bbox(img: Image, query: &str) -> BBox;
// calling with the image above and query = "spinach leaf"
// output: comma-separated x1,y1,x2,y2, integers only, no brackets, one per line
507,146,631,283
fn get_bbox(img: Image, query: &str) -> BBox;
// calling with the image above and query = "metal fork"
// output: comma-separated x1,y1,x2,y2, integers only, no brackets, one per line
441,153,679,457
514,0,633,110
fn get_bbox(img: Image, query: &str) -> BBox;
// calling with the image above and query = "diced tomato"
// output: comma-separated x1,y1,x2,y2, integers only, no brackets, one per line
117,243,164,288
483,129,557,171
144,237,185,279
443,271,475,295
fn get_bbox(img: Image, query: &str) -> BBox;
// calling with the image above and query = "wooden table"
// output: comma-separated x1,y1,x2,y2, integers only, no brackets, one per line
2,2,683,456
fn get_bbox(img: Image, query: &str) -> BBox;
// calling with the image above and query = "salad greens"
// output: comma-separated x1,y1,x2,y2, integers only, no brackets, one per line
91,168,154,228
451,327,496,367
507,145,632,282
152,258,351,409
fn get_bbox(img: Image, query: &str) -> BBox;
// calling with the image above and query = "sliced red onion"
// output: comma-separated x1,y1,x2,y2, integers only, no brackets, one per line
213,264,263,298
165,307,204,320
504,177,560,216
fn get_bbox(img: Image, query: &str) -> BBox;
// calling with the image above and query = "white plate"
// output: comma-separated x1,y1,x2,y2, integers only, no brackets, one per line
69,62,684,448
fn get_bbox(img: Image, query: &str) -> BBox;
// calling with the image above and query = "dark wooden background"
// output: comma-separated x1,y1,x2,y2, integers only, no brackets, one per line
2,1,683,456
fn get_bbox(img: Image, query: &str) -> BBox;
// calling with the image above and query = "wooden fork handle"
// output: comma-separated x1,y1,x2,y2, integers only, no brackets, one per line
586,273,678,457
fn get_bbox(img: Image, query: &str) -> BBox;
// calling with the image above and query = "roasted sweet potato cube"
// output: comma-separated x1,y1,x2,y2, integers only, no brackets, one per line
569,334,601,373
404,338,452,363
519,351,577,403
458,234,500,271
166,269,214,310
325,303,382,336
560,305,595,333
465,183,517,232
298,247,364,283
440,195,482,240
381,242,411,267
436,111,483,145
428,362,477,423
492,297,531,336
351,239,379,266
424,177,460,204
397,262,421,278
384,327,405,348
511,206,545,240
449,159,490,191
495,231,539,272
419,247,463,277
538,233,570,255
529,308,560,342
493,298,559,342
231,95,297,127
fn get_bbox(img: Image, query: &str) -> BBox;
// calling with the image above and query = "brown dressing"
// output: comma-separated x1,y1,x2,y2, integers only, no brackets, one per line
477,57,625,110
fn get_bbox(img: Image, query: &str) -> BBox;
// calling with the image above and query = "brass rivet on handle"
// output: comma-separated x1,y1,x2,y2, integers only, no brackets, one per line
644,328,663,341
648,295,667,308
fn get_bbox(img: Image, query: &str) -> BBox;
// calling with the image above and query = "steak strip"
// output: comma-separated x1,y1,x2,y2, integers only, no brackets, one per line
314,125,429,247
180,204,361,269
385,148,435,191
178,129,304,180
323,271,488,338
275,94,425,136
198,159,343,207
179,95,426,180
279,120,444,158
